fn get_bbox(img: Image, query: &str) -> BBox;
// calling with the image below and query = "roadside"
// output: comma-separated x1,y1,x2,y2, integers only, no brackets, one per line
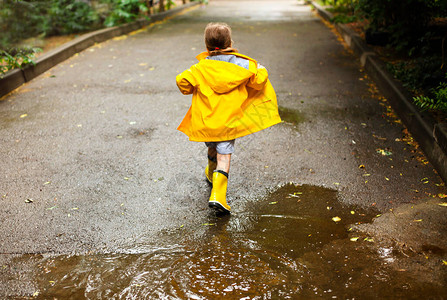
310,0,447,280
0,0,200,98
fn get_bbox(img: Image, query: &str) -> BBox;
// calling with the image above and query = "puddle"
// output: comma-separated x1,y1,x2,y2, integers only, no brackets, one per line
278,106,305,126
20,184,446,298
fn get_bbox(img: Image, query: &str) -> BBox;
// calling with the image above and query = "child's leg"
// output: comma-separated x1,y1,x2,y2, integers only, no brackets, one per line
216,153,231,174
208,140,235,213
205,143,218,185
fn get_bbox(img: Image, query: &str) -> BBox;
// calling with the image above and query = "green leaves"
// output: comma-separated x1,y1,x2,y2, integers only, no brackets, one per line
0,47,41,76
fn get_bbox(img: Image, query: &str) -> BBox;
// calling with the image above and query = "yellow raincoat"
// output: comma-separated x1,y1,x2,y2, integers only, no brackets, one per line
176,52,281,142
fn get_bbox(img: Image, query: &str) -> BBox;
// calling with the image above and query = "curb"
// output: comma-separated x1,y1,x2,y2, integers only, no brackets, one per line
311,1,447,184
0,1,200,98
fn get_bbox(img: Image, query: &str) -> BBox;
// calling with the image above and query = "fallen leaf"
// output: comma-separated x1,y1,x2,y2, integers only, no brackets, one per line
202,223,216,226
149,67,155,71
350,211,355,215
332,216,341,222
47,206,57,210
442,260,447,266
438,194,447,199
350,237,359,242
269,201,277,205
20,114,28,118
438,203,447,207
43,181,51,185
72,207,78,210
376,149,392,156
139,63,148,66
25,198,33,203
413,219,423,222
364,237,374,242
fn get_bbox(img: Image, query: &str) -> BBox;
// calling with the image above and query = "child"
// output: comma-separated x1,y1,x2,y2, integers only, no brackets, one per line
176,22,281,214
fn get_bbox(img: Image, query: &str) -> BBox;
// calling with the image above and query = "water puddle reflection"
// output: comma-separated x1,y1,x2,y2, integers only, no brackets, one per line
31,184,445,298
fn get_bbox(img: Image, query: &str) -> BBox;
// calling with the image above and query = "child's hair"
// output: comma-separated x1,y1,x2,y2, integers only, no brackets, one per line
204,22,237,56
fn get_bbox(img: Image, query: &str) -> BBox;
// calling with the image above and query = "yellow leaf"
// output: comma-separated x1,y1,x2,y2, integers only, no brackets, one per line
350,237,359,241
438,194,447,199
202,223,216,226
413,219,423,222
332,216,341,222
20,114,28,118
124,79,132,83
442,260,447,266
139,63,148,66
149,67,155,71
350,211,355,215
358,164,365,169
438,203,447,207
269,201,277,205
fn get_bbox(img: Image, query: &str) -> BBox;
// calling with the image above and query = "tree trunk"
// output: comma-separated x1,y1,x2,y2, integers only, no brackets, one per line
159,0,165,12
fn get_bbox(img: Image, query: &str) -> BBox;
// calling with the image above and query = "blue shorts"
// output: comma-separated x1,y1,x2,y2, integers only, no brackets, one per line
205,140,235,155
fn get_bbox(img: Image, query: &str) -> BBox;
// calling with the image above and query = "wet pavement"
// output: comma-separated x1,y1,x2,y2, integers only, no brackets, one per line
1,0,447,298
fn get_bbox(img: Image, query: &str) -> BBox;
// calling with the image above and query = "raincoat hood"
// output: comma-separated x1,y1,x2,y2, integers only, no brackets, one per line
195,52,255,94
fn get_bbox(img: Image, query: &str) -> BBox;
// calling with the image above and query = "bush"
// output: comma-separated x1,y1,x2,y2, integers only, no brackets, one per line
0,47,41,76
48,0,99,35
103,0,148,27
413,79,447,112
358,0,447,55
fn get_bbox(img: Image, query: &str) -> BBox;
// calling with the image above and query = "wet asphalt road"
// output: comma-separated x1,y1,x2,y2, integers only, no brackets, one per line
1,0,446,297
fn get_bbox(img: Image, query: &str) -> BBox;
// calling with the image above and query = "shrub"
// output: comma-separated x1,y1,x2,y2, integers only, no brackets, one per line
0,47,41,76
413,79,447,112
103,0,148,27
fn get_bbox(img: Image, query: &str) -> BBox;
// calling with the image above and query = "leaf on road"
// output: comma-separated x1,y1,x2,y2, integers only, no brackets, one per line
376,148,392,156
438,194,447,199
25,198,33,203
269,201,278,205
442,260,447,266
202,223,216,226
139,63,148,66
332,216,341,222
358,164,365,169
413,219,423,222
47,206,57,210
350,237,359,242
438,202,447,207
20,114,28,118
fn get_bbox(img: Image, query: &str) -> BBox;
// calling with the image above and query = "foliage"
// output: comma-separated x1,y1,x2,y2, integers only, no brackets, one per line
0,47,41,76
103,0,148,27
357,0,447,55
48,0,99,35
387,56,445,92
413,79,447,112
0,1,50,48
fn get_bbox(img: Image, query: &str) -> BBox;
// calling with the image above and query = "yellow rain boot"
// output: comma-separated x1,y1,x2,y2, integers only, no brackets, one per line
209,170,231,213
205,155,217,185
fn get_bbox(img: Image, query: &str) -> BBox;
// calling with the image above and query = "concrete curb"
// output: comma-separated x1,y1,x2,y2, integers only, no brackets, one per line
311,1,447,183
0,1,200,97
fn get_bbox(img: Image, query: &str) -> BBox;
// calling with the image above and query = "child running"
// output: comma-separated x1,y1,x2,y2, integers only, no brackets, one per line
176,22,281,214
